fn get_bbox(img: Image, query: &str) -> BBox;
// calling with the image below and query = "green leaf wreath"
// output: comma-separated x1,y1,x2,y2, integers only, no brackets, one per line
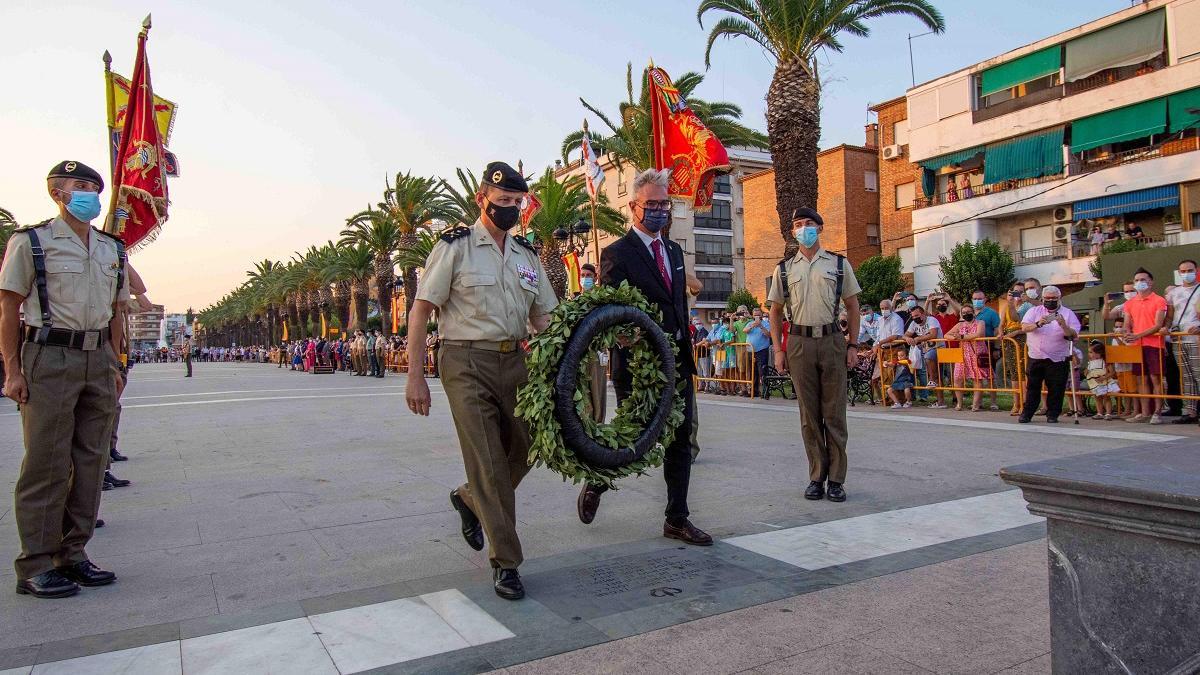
516,281,686,489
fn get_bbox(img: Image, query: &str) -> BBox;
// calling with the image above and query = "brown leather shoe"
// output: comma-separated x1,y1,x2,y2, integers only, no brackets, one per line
577,486,601,524
663,519,713,546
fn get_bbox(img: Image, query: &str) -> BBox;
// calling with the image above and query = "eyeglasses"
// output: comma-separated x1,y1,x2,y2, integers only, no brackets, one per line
635,200,671,210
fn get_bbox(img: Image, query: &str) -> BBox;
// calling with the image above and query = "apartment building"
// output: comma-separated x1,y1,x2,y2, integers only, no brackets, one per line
555,147,772,319
870,96,925,287
128,303,165,352
901,0,1200,295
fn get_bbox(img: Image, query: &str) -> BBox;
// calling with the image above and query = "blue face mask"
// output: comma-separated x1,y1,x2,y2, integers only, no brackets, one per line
1182,271,1197,285
581,276,595,290
641,208,669,233
64,190,102,222
795,225,820,248
972,299,985,309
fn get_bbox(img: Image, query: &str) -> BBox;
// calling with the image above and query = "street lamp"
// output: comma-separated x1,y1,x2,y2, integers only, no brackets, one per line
555,218,592,255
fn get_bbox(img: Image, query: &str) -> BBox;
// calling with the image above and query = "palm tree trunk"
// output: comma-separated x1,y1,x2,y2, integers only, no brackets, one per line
766,59,820,257
351,280,369,331
402,267,418,316
540,242,569,299
333,281,351,333
374,253,394,336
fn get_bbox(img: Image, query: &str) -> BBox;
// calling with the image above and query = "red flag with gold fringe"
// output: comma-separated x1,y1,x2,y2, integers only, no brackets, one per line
108,19,169,250
647,64,730,210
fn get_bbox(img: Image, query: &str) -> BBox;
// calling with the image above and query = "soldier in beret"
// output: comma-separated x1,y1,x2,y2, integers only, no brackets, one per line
0,161,129,598
405,161,557,600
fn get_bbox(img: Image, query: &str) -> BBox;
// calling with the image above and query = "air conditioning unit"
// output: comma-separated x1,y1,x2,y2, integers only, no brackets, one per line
736,207,744,214
1053,225,1070,241
882,145,903,160
1052,206,1072,223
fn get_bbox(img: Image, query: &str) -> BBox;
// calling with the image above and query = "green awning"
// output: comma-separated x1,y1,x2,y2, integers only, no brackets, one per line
1168,87,1200,133
980,46,1061,98
919,147,984,172
1070,98,1167,153
982,127,1065,184
1065,10,1164,82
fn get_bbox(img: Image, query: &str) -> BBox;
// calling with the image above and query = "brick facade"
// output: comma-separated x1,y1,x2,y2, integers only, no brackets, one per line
870,97,924,262
742,144,882,304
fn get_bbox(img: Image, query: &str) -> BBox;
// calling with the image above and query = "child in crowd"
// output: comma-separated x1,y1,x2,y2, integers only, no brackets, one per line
888,345,915,409
1110,319,1135,416
1086,342,1120,420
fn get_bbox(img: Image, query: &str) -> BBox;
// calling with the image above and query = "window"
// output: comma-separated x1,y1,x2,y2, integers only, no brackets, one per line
895,182,916,210
696,271,733,303
713,174,732,195
866,224,880,245
864,171,878,192
893,120,909,146
694,201,732,229
898,247,915,273
617,181,627,196
694,234,733,266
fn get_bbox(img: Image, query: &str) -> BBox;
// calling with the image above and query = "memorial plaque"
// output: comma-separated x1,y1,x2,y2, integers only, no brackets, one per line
528,548,767,620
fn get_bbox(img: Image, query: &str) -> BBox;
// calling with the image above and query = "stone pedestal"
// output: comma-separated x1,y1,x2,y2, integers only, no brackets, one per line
1001,440,1200,674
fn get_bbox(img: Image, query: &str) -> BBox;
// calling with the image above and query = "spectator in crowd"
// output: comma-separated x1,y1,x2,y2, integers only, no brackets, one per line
1121,268,1168,424
1089,225,1106,255
1101,280,1138,323
579,263,597,295
944,304,986,411
903,305,943,406
929,292,960,401
887,344,914,409
871,299,906,400
1085,341,1119,420
692,315,711,385
1166,259,1200,425
1018,285,1080,424
1017,278,1042,319
971,290,1002,411
742,306,771,399
892,292,919,325
858,303,881,347
1105,223,1121,241
1109,317,1135,417
1124,222,1146,243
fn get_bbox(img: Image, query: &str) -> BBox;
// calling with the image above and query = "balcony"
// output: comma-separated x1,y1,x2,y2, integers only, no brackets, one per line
697,290,731,303
915,173,1064,210
1064,54,1165,97
694,252,733,266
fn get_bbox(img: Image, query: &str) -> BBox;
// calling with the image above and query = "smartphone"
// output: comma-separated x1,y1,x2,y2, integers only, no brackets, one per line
1106,292,1123,301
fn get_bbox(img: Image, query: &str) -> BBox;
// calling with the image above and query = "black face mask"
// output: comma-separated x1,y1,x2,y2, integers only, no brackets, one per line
961,313,974,321
936,304,948,313
914,316,925,324
1044,300,1060,310
484,198,521,231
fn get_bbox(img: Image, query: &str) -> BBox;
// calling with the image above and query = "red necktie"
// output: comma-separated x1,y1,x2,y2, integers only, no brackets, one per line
651,239,671,291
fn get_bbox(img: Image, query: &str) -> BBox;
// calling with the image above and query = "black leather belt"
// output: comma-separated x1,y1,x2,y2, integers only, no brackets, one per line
25,325,111,351
788,323,840,338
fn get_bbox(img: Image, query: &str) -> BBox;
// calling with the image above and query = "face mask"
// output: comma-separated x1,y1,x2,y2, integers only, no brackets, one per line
1124,291,1136,301
642,207,669,233
1182,271,1196,285
796,225,820,248
961,313,975,321
914,316,925,325
881,309,892,317
484,198,520,231
972,299,985,309
1134,280,1150,293
1025,288,1039,300
581,277,595,290
64,190,102,222
905,299,917,310
1043,300,1059,310
935,304,948,313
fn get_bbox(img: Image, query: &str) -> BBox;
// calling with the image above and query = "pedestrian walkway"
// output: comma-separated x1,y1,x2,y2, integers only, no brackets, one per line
0,490,1045,674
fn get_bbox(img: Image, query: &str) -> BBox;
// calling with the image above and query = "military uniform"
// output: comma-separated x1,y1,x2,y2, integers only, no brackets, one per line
417,213,557,572
768,243,860,491
183,337,193,377
1,162,128,591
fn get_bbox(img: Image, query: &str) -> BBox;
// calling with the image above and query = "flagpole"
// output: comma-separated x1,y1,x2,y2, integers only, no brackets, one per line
581,118,602,265
102,49,119,234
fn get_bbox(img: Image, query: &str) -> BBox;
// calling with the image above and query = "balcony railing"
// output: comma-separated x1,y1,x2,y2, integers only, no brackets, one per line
914,173,1064,209
1008,233,1181,266
1064,55,1165,97
695,253,733,266
697,290,731,303
1076,136,1199,173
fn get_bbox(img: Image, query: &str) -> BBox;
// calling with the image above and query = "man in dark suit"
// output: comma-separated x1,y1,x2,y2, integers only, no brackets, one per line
576,168,711,546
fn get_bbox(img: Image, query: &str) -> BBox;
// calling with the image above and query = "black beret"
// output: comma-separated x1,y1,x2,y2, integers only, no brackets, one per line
482,161,528,193
790,207,823,226
47,161,104,192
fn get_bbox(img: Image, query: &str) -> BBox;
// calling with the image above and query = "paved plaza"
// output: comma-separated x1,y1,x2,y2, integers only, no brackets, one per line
0,362,1194,674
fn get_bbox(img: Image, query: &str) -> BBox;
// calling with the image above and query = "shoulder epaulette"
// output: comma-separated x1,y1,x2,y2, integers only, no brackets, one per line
15,218,52,232
92,228,126,245
439,226,471,243
512,236,536,253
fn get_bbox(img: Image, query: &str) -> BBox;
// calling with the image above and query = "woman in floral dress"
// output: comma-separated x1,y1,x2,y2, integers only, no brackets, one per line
944,307,986,411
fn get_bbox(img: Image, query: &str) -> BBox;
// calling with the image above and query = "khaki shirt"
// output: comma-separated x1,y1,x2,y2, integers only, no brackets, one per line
767,248,861,326
0,218,130,330
416,220,558,341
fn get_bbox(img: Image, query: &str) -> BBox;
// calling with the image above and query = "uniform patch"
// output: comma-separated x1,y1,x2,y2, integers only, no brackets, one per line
516,264,538,286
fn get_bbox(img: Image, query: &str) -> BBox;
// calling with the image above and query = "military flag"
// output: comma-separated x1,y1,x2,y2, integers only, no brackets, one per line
562,251,582,295
646,63,730,210
580,119,604,200
106,16,170,250
519,191,542,227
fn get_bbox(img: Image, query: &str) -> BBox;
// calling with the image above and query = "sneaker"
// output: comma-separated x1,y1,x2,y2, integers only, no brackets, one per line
989,405,1000,411
902,402,912,408
928,403,947,409
1125,415,1147,423
1149,414,1163,425
890,403,903,409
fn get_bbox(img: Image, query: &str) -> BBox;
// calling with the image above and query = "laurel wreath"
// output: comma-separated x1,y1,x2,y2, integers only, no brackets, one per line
515,282,686,489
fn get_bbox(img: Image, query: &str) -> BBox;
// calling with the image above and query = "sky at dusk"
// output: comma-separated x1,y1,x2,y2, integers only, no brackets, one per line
0,0,1134,312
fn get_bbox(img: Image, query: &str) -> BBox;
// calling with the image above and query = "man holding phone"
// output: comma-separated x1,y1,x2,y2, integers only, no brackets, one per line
1018,286,1079,423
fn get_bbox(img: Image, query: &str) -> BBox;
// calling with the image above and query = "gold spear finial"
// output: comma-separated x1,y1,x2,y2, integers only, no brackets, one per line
142,14,152,31
102,50,112,68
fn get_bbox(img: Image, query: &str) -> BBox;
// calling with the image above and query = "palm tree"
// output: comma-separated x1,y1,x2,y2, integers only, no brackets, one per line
439,168,481,227
699,0,944,249
561,62,768,170
247,259,285,343
324,243,374,331
0,206,18,262
393,229,444,274
527,168,626,298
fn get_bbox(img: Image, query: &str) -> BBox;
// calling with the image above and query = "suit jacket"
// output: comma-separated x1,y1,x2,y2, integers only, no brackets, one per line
601,230,696,389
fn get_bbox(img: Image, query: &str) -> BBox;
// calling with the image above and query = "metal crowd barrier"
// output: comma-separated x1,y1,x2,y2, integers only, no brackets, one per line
693,341,758,395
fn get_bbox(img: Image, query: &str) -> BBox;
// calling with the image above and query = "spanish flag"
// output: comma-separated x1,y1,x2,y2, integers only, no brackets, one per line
563,251,582,295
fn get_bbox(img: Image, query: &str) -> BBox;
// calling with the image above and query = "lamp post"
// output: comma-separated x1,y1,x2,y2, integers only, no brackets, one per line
554,218,593,256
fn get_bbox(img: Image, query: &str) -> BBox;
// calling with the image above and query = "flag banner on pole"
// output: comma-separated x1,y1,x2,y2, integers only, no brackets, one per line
108,71,177,144
282,322,289,341
520,192,542,226
321,314,328,337
647,64,730,210
109,25,169,250
581,132,604,200
391,298,400,334
563,251,582,295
